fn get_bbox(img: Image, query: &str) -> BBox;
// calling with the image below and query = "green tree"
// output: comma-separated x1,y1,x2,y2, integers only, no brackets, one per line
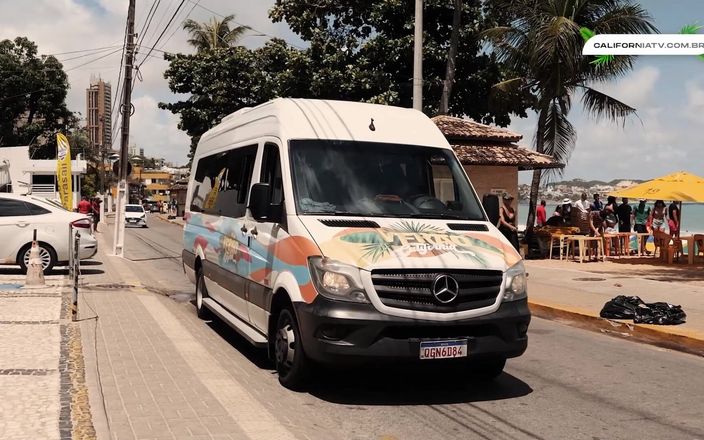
483,0,656,229
0,37,73,155
182,14,250,52
269,0,531,123
159,39,312,160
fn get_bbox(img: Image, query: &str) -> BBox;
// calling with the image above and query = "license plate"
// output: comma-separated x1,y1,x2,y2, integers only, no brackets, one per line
419,339,468,360
128,218,137,222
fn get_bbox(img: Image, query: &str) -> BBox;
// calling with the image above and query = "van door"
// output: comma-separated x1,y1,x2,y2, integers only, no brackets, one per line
199,145,257,323
246,142,285,333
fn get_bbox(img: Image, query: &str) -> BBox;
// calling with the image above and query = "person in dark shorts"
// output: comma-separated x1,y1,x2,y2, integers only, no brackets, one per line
91,197,101,233
616,198,632,233
498,192,520,251
668,201,680,237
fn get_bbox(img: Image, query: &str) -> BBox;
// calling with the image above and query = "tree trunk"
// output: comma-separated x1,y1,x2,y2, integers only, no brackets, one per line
438,0,462,115
525,108,548,232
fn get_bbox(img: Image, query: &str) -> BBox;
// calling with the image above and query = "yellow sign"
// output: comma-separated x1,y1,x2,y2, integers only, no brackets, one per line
56,133,72,210
204,168,225,210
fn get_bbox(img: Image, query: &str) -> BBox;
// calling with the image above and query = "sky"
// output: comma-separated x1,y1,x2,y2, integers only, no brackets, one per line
0,0,703,178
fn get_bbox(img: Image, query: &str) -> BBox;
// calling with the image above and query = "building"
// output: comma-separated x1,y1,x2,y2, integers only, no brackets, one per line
432,115,563,215
0,145,87,209
86,77,112,154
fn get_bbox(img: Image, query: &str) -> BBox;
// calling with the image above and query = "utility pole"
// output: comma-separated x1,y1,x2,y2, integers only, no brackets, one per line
113,0,136,257
412,0,423,111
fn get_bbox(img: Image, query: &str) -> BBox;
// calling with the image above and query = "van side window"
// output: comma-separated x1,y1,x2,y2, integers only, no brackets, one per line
189,154,219,213
260,143,283,205
189,145,256,216
215,145,257,218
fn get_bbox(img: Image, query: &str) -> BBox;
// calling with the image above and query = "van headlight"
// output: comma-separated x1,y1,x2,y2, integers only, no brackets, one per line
503,261,527,302
308,257,369,303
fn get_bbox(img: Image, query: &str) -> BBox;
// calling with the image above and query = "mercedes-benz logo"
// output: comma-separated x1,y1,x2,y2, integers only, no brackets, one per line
431,274,460,304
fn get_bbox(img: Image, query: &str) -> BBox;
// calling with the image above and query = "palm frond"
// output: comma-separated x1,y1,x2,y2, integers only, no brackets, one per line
680,23,702,34
540,99,576,166
579,86,637,124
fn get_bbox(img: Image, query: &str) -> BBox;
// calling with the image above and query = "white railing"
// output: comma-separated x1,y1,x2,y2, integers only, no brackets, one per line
31,184,57,196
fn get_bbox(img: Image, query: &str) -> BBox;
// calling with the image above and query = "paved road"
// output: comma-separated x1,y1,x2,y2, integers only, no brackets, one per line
83,215,704,439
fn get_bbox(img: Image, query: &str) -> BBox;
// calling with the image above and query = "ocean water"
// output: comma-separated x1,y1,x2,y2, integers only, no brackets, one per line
517,202,704,234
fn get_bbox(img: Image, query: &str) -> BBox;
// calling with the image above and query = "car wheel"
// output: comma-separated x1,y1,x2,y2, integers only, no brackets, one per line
274,308,310,390
18,243,57,274
469,357,506,380
195,269,212,320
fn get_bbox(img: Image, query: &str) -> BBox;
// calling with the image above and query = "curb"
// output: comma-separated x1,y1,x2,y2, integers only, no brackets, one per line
155,214,184,227
529,300,704,357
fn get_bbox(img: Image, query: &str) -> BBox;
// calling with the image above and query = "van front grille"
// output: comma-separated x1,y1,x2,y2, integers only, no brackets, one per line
371,269,503,313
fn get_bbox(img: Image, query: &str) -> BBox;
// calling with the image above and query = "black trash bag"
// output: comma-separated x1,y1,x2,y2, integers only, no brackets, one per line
634,302,687,325
599,295,645,319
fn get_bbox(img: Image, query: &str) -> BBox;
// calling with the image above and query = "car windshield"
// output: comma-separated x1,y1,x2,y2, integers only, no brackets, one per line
126,206,144,213
32,197,65,211
290,140,485,220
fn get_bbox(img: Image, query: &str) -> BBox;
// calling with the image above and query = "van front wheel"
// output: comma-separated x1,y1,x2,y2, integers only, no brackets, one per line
274,308,309,390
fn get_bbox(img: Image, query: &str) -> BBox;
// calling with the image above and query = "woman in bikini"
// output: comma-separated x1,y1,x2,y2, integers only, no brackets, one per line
649,200,668,255
498,192,520,251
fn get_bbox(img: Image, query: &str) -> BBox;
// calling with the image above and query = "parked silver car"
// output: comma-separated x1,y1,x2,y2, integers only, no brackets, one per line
0,194,98,272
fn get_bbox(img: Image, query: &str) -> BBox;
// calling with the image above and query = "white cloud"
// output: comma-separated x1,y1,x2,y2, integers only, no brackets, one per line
0,0,303,165
595,66,660,109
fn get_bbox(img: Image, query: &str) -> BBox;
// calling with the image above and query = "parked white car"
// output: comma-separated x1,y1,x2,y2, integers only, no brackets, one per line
125,204,148,227
0,194,98,272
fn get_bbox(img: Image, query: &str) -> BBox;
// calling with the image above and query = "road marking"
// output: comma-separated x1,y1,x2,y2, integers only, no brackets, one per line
137,295,297,440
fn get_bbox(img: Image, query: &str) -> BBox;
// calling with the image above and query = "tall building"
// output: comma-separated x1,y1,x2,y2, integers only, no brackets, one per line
86,77,112,153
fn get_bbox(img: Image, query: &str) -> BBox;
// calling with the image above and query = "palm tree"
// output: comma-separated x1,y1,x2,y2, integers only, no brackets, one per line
484,0,657,230
182,14,250,52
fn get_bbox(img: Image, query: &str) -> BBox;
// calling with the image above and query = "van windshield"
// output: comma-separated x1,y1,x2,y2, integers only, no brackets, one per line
290,140,485,220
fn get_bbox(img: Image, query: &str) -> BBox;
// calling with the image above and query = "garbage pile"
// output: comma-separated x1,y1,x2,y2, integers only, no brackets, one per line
600,295,687,325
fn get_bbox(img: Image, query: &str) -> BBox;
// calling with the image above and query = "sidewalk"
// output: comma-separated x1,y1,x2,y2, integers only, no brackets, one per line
156,213,184,227
0,274,95,440
526,258,704,356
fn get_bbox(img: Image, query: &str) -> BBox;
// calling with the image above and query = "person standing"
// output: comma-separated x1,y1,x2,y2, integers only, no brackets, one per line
590,193,603,212
536,199,547,227
668,201,680,237
77,196,92,215
616,198,632,233
91,197,101,233
578,192,590,211
633,199,651,255
498,193,519,251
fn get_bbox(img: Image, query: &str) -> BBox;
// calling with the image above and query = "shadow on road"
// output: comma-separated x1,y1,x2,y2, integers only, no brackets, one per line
193,299,533,405
306,366,533,405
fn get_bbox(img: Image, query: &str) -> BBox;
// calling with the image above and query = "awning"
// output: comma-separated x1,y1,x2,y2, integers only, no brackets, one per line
609,171,704,202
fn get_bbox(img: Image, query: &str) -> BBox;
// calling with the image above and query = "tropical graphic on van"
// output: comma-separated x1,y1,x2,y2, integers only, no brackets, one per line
317,220,521,269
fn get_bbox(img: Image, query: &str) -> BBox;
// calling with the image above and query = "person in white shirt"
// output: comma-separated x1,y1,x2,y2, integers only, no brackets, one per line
577,192,590,212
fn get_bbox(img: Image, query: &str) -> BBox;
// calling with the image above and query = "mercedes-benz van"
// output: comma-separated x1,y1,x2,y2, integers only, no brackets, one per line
182,98,530,389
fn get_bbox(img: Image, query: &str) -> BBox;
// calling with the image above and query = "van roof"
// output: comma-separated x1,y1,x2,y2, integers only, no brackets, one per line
196,99,450,157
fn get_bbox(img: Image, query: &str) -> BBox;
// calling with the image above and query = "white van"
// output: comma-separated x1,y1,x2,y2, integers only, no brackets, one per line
182,98,530,388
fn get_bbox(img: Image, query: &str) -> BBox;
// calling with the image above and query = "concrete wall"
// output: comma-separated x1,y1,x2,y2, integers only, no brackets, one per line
465,165,518,212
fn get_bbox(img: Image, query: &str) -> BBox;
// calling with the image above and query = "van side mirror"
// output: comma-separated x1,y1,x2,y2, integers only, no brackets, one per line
482,194,500,226
249,183,282,223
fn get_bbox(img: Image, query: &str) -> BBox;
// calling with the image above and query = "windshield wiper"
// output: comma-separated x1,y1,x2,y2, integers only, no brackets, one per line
407,212,474,220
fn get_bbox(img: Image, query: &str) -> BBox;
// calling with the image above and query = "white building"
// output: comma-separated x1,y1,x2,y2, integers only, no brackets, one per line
0,145,87,210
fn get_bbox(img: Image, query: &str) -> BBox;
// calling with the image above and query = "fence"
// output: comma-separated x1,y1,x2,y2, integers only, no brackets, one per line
68,225,81,321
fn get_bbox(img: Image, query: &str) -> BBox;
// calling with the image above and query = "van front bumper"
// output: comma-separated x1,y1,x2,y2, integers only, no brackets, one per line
294,297,530,365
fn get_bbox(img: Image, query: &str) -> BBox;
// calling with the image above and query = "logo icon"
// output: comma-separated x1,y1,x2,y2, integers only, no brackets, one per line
431,274,460,304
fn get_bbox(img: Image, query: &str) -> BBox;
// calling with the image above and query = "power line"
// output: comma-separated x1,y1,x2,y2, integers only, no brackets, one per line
157,0,200,52
45,44,122,56
136,0,187,69
57,46,123,62
63,47,124,72
135,0,161,54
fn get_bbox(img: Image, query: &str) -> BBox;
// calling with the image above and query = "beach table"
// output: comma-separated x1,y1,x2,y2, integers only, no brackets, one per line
567,236,604,263
634,233,651,257
603,233,630,258
678,235,697,265
548,233,577,260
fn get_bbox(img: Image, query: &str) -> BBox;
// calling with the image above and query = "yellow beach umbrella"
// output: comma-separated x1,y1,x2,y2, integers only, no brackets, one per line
610,171,704,202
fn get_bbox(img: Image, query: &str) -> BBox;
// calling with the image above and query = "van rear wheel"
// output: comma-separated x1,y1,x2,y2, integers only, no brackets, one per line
195,269,212,320
274,308,309,390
